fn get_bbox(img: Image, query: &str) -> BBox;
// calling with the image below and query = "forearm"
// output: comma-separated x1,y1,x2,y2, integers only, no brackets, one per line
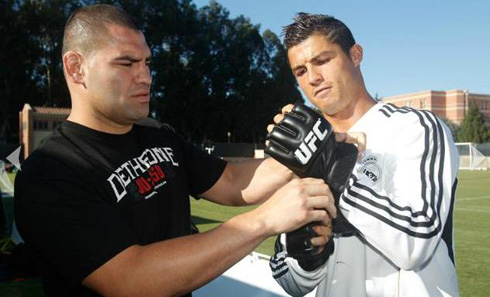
202,157,294,206
238,157,295,204
84,210,268,297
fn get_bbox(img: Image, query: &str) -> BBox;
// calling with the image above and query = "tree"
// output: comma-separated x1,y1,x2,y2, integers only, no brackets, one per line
457,100,490,143
1,0,302,144
151,0,301,143
0,0,82,143
439,117,460,141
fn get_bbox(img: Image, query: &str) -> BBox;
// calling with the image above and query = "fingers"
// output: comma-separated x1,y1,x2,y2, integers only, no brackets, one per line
282,104,294,114
312,224,332,237
267,104,294,133
335,132,366,152
309,224,333,251
275,104,294,123
286,178,337,220
306,196,337,220
335,131,366,159
310,235,328,247
298,179,337,219
273,113,285,124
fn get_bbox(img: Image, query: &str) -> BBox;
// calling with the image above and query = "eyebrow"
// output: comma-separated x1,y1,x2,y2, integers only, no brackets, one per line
114,55,152,62
291,50,335,72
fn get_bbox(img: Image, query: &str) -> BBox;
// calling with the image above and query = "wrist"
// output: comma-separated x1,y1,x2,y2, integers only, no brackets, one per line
230,209,270,242
265,157,296,182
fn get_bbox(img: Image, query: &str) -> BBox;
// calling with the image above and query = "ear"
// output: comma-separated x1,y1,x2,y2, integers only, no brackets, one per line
349,44,363,67
63,51,85,86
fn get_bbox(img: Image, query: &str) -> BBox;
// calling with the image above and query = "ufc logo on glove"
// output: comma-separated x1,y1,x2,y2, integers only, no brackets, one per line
295,118,330,165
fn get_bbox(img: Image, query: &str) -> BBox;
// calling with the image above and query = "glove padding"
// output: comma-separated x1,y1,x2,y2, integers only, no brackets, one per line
266,102,358,264
266,102,357,198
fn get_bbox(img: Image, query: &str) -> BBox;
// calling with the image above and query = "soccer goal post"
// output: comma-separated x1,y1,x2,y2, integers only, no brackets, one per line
455,142,488,170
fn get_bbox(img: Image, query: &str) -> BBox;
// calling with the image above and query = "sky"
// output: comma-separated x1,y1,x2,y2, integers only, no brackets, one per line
193,0,490,98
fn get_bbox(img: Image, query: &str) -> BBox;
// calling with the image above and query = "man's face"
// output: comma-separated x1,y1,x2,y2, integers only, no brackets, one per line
83,24,152,126
288,34,360,116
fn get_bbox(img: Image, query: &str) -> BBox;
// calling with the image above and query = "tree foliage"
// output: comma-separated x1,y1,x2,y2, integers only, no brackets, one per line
457,100,490,143
0,0,301,144
439,117,460,141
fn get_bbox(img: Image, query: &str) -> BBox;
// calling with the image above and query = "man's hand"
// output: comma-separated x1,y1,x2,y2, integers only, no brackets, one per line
251,177,336,237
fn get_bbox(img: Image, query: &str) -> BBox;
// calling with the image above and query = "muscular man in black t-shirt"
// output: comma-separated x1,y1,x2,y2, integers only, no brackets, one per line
16,120,229,296
14,4,336,297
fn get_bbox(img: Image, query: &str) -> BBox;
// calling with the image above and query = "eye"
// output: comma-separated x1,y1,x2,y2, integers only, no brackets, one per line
317,57,331,65
294,68,306,77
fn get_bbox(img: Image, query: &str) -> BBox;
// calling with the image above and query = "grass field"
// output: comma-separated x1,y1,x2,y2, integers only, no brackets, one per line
1,170,489,296
452,170,490,297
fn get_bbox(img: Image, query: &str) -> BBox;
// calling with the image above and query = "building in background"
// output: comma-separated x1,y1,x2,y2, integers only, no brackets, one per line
382,89,490,128
19,104,70,159
17,91,490,160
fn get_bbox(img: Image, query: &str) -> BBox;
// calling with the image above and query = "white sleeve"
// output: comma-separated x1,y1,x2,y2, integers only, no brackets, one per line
269,234,328,296
342,106,459,270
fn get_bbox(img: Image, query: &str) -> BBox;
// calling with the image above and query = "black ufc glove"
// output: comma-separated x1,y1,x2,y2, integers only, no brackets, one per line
266,102,358,269
266,102,357,199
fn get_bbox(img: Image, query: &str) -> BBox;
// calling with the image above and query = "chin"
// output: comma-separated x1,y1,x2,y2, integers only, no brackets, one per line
307,100,329,114
127,110,150,123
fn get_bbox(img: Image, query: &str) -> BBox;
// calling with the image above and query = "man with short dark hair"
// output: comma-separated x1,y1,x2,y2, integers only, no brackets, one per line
15,5,337,297
269,13,459,297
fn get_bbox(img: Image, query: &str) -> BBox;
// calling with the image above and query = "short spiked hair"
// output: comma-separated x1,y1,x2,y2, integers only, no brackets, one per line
283,13,356,56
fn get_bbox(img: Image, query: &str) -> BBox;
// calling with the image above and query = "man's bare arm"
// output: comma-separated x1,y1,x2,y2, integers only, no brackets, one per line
200,157,295,206
83,178,335,297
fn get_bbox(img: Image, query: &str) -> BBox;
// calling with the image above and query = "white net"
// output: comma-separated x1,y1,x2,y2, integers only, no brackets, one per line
455,142,488,170
0,161,14,195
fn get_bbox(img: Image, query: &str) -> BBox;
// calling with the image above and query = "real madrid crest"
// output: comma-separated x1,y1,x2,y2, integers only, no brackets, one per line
359,155,382,186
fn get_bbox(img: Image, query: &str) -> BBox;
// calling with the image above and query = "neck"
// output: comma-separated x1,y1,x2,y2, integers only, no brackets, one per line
68,102,133,135
324,93,376,132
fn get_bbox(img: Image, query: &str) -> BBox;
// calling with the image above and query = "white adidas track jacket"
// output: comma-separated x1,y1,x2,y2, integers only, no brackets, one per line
270,103,460,297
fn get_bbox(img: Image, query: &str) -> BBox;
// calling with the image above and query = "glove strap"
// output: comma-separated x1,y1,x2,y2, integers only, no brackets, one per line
297,239,335,271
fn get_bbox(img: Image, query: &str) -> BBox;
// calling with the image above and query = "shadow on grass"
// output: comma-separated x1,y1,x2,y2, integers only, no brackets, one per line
191,215,222,225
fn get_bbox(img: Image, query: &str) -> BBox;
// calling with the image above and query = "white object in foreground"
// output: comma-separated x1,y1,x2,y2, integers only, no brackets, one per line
195,252,316,297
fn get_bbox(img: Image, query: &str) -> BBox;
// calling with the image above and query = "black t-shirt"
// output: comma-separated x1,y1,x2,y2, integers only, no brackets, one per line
14,121,227,297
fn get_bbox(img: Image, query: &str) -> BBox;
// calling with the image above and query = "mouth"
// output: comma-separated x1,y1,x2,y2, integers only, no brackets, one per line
314,86,332,97
132,92,150,103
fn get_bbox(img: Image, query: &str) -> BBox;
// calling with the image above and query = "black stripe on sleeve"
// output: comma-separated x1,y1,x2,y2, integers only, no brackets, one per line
346,105,451,238
441,179,457,265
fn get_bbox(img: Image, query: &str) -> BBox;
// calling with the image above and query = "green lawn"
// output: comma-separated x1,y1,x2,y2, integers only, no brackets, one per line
453,170,490,297
1,170,489,296
191,200,277,255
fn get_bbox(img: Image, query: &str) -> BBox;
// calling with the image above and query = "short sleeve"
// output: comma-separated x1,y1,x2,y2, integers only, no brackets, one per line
180,141,227,196
14,154,137,284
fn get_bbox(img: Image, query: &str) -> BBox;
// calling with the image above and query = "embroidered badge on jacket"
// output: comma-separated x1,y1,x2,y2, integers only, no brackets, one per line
359,155,382,186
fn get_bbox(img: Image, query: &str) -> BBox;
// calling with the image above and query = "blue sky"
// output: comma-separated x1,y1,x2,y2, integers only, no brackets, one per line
193,0,490,98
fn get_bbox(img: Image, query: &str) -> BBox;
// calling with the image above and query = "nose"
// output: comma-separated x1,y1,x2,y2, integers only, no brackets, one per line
136,62,152,86
307,66,322,86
